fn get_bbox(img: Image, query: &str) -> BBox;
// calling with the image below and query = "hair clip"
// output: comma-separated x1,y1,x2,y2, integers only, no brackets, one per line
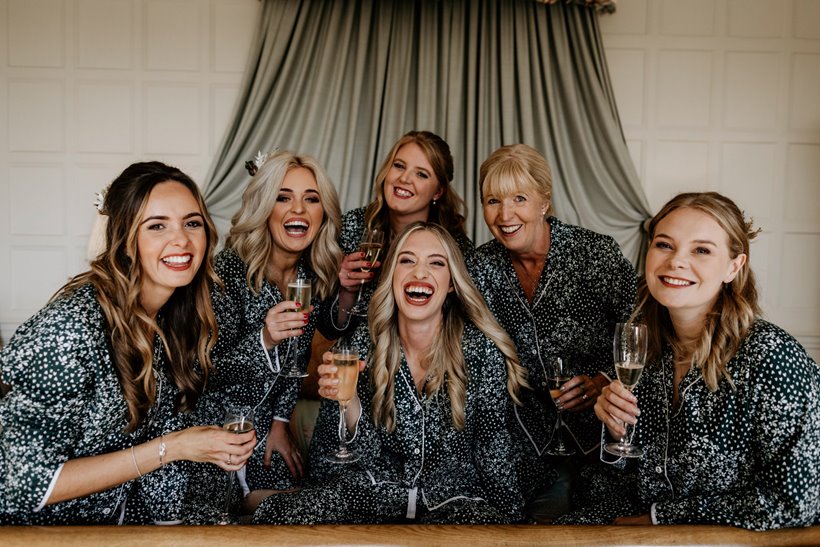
245,149,278,176
93,188,108,214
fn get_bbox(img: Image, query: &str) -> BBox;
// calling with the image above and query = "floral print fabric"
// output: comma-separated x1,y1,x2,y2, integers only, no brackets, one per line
253,321,524,524
0,284,185,524
468,217,636,497
561,320,820,530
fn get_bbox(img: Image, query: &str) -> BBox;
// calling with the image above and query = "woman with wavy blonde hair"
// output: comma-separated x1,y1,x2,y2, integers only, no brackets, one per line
188,151,342,521
0,162,255,525
326,131,473,335
573,191,820,530
250,222,526,525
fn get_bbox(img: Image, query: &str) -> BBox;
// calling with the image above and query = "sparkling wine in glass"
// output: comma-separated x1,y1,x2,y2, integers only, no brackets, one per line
604,322,648,459
324,344,361,464
349,228,384,317
545,356,576,456
282,278,311,378
217,406,254,525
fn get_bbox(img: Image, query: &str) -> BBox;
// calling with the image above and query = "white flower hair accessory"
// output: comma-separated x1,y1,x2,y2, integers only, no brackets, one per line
244,148,278,176
93,187,108,214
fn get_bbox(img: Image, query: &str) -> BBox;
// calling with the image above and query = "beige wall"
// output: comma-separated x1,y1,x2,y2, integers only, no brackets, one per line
1,0,818,359
600,0,820,360
0,0,259,344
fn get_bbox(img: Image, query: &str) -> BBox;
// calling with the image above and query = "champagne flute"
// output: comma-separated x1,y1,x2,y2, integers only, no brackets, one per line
324,344,361,464
604,322,648,459
282,278,311,378
349,228,384,317
545,356,576,456
217,405,254,525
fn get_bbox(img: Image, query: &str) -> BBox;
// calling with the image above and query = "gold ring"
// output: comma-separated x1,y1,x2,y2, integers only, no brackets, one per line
582,393,588,401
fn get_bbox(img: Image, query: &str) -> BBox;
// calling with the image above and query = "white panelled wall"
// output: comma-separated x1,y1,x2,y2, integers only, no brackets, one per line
601,0,820,360
0,0,260,344
0,0,818,361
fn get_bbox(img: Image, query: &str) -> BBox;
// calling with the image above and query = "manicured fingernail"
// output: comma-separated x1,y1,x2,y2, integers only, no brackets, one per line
295,301,301,308
365,262,372,267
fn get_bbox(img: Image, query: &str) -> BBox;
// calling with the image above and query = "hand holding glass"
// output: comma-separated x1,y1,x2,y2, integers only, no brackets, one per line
324,344,361,464
604,323,648,458
282,278,311,378
349,228,384,317
545,356,576,456
218,406,254,525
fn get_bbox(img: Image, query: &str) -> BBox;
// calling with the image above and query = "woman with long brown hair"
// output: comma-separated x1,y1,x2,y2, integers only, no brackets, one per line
0,162,255,524
325,130,472,334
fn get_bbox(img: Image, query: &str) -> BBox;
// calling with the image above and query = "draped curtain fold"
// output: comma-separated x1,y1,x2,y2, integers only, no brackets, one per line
203,0,652,264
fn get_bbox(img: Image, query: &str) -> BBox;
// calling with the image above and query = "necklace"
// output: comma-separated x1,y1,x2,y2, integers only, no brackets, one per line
514,254,547,301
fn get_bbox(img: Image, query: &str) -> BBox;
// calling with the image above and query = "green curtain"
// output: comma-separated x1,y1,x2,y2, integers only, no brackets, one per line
203,0,651,264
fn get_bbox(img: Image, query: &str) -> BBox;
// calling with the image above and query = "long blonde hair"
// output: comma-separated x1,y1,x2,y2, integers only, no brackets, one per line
225,151,341,300
61,162,220,431
368,222,527,432
364,131,468,247
635,192,761,390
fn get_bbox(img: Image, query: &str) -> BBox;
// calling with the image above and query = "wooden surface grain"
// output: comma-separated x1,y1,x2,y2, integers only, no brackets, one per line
2,524,819,546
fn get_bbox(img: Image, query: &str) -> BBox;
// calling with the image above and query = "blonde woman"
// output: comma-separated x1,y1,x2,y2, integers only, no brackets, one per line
187,151,342,521
468,144,636,519
0,162,255,524
566,192,820,530
251,222,527,524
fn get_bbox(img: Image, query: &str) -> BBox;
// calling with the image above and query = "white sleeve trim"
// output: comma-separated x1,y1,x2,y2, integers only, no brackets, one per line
598,371,612,382
273,416,290,423
259,328,281,373
329,292,353,332
35,462,64,512
650,502,658,525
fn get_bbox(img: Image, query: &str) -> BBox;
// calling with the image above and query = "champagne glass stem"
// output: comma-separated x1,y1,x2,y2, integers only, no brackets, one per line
220,470,236,522
338,402,348,454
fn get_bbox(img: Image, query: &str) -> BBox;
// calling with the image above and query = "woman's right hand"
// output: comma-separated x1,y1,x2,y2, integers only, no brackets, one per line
261,300,311,349
168,425,256,472
338,252,378,293
316,350,365,401
594,380,640,439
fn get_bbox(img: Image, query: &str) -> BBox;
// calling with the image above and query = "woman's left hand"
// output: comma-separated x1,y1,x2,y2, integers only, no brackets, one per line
613,513,652,525
556,373,608,412
263,420,303,481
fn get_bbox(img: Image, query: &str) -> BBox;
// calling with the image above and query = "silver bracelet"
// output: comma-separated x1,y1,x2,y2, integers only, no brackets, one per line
158,435,167,467
131,446,143,477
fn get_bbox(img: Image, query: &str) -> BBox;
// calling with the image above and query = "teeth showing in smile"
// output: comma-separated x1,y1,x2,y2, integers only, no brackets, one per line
405,284,433,302
500,225,521,234
162,255,191,265
394,187,413,198
661,276,693,286
284,219,309,234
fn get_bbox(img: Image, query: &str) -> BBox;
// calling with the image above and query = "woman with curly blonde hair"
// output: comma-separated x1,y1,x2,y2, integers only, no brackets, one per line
568,192,820,530
0,162,255,524
250,222,527,524
188,151,342,522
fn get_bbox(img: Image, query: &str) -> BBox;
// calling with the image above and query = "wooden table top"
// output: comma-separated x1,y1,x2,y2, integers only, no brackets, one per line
2,524,819,546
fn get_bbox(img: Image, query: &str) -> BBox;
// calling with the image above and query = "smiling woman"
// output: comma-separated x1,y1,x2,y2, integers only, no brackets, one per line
564,192,820,530
0,162,256,525
322,131,473,338
468,144,637,521
184,151,343,523
249,222,528,525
